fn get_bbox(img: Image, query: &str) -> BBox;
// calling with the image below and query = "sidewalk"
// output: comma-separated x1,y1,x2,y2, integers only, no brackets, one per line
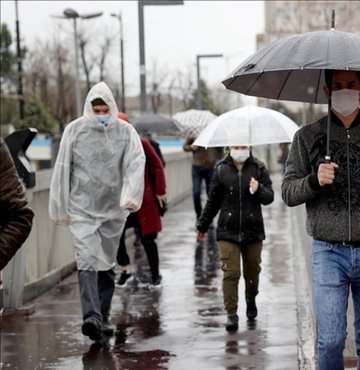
0,173,352,369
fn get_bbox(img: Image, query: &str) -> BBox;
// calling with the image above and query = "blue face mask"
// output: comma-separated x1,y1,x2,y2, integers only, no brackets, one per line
97,114,111,126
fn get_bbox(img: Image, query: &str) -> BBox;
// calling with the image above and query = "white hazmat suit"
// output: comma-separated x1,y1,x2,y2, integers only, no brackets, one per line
49,82,145,271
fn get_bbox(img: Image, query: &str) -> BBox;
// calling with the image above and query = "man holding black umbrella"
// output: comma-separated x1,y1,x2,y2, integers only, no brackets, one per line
282,70,360,370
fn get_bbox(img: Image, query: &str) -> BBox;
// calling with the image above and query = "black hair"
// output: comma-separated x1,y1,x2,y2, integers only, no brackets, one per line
91,98,107,106
324,69,360,89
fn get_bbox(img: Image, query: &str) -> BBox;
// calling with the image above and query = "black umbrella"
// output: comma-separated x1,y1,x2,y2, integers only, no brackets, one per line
222,12,360,160
132,114,181,136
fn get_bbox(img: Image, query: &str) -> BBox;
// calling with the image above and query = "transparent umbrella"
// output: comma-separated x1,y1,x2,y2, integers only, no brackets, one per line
193,106,299,148
172,109,217,138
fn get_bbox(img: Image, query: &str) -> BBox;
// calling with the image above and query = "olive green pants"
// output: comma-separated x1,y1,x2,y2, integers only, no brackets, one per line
218,240,262,314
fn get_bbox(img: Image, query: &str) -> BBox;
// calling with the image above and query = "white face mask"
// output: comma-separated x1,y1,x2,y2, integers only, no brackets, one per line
230,148,250,163
331,89,359,117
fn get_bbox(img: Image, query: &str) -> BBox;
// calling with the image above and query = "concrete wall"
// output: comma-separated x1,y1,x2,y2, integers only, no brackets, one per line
20,150,191,301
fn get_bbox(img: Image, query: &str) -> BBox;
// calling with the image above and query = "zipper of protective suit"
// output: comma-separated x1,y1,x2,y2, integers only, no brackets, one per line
103,126,115,153
346,128,351,241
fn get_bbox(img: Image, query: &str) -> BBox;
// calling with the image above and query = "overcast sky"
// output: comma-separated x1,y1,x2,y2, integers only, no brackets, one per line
1,0,264,96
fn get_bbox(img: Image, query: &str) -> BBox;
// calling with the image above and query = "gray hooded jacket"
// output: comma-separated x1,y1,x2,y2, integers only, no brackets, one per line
282,111,360,242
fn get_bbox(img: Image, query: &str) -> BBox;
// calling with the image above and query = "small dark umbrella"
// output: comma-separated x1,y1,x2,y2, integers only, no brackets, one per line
222,11,360,160
132,114,181,136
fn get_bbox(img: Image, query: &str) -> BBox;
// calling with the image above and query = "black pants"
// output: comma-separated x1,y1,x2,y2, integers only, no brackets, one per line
117,214,160,280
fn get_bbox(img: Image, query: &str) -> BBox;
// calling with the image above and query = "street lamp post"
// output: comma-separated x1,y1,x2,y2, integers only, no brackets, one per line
15,0,25,120
196,54,223,110
53,8,103,117
138,0,183,113
111,12,126,113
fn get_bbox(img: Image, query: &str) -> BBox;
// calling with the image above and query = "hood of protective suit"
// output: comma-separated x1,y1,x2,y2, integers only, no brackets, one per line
83,82,119,126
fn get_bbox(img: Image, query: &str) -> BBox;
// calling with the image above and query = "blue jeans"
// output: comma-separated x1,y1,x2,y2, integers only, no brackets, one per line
312,240,360,370
78,269,115,324
192,165,214,219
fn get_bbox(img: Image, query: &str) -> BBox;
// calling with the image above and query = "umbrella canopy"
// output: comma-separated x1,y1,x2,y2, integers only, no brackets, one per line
172,109,217,138
132,114,180,136
193,106,299,148
223,30,360,104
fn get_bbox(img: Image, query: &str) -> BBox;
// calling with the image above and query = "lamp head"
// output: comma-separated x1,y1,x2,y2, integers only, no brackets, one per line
80,11,103,19
63,8,79,18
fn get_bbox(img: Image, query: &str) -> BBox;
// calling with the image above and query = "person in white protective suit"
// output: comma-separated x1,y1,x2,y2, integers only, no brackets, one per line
49,82,145,341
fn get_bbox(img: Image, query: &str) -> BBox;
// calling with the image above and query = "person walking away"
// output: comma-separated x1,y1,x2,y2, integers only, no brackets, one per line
277,142,289,175
49,82,145,341
282,70,360,370
0,137,34,272
183,137,223,221
117,133,167,288
197,146,274,331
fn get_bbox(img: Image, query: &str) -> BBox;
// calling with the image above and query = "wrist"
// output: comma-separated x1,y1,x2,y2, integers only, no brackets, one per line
309,174,322,191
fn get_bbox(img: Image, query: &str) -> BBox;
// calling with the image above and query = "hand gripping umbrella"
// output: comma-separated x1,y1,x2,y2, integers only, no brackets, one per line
222,11,360,161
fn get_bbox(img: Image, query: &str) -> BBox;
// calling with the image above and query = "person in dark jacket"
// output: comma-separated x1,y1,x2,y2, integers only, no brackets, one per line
282,70,360,370
183,137,223,221
197,145,274,331
0,137,34,271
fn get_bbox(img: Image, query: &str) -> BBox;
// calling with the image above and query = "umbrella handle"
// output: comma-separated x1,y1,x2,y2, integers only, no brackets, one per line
325,93,332,164
331,9,335,30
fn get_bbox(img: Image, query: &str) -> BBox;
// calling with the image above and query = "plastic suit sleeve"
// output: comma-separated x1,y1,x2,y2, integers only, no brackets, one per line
48,123,74,225
120,130,146,212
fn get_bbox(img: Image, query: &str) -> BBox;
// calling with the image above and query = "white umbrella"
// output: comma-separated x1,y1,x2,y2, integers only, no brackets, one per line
193,106,300,148
172,109,217,138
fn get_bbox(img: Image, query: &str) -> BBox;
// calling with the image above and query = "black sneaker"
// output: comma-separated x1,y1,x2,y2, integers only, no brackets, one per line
149,274,162,289
246,299,258,320
225,313,239,331
82,317,103,341
117,272,133,288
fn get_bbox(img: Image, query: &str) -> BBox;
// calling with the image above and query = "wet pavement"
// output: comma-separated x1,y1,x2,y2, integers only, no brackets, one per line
1,174,301,370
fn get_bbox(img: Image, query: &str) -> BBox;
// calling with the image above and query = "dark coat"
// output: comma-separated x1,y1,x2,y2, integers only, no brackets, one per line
137,138,166,236
197,154,274,244
0,138,34,270
282,111,360,242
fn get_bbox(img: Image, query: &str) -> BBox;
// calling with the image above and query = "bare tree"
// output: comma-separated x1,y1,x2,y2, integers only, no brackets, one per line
175,67,194,110
98,36,113,82
79,38,96,92
149,60,168,114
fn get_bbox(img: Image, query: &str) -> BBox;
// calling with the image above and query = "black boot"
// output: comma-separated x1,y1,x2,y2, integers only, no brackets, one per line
82,317,103,341
246,298,257,320
102,319,115,337
225,313,239,331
